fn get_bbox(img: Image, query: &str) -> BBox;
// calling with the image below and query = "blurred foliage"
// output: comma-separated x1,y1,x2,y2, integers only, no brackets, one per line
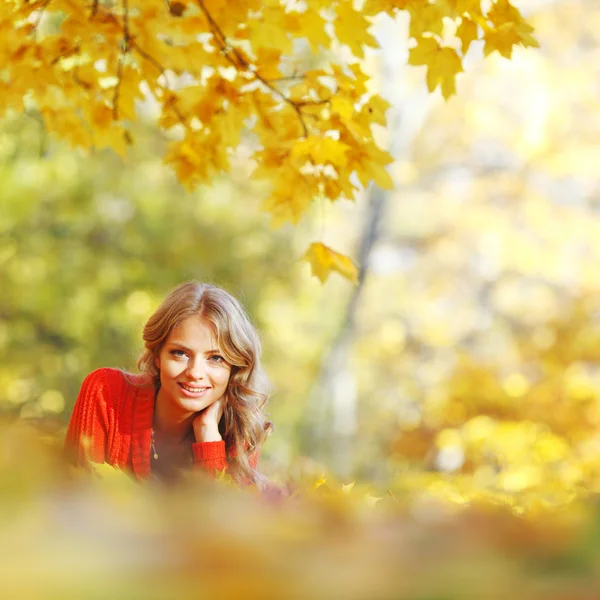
3,424,600,600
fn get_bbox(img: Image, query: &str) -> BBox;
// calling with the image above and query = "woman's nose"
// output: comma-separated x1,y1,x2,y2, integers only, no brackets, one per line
186,358,206,379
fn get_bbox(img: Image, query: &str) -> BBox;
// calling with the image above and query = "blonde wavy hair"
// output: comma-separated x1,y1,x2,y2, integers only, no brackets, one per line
137,281,272,485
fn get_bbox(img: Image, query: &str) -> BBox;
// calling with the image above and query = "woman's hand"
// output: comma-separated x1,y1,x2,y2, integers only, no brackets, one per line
192,396,225,443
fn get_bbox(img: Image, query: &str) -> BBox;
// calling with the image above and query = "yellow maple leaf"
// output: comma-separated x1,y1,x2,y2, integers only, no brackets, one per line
302,242,358,284
408,2,444,38
456,17,479,54
255,46,282,79
296,8,331,52
94,124,129,157
348,139,394,190
362,94,391,126
262,175,316,226
358,160,394,190
331,96,355,120
334,1,378,59
291,136,351,167
484,23,539,59
444,0,482,17
483,24,538,58
249,10,295,56
89,102,113,130
458,0,483,15
484,0,539,58
408,36,463,99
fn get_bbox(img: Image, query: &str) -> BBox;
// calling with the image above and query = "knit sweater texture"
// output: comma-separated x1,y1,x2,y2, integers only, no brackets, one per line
65,367,255,480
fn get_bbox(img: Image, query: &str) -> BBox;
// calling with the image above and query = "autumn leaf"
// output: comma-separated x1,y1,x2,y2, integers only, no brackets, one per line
334,1,379,59
291,136,351,167
457,17,479,54
408,2,445,38
408,36,463,99
484,22,539,59
484,0,539,58
302,242,359,283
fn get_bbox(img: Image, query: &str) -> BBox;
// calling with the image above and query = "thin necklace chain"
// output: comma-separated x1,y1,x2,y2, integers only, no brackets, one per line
151,428,195,462
151,429,159,460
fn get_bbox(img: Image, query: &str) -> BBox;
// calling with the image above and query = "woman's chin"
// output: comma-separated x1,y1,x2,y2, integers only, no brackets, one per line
177,396,212,413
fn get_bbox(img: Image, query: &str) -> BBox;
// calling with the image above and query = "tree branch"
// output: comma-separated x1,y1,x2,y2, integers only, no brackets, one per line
195,0,310,138
50,44,80,66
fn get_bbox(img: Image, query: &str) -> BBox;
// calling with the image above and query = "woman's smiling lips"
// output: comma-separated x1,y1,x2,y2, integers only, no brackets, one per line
178,382,211,397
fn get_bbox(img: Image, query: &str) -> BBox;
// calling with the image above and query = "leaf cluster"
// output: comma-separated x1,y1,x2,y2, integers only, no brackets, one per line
0,0,537,281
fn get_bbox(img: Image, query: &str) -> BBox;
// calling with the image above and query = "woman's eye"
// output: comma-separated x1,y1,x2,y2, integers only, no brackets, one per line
170,349,187,358
208,354,225,363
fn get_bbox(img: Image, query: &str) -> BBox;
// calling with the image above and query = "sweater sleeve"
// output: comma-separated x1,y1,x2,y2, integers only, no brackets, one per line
191,441,260,475
64,369,113,466
191,441,228,472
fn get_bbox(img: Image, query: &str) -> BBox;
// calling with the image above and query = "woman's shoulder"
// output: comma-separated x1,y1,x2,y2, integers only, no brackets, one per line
83,367,152,385
79,368,153,402
80,367,127,389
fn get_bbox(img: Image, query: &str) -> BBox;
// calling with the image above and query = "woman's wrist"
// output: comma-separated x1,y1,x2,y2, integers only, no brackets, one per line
193,424,222,443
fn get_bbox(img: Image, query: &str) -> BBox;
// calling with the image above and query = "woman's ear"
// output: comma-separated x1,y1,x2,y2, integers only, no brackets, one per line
154,354,161,370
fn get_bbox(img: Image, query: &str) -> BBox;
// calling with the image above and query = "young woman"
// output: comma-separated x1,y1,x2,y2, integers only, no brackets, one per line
65,281,272,485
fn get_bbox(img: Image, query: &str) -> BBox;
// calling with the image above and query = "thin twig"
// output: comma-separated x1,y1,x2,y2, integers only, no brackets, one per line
50,44,80,65
72,64,92,91
89,3,187,126
130,41,187,126
112,0,131,119
264,75,304,84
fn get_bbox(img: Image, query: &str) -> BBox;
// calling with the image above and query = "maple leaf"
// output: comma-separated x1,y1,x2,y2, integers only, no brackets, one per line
291,136,351,167
302,242,358,284
456,17,479,54
297,8,331,53
483,23,538,59
363,95,391,127
364,0,409,15
330,96,355,121
484,0,539,58
261,174,317,226
408,36,463,99
408,2,445,38
334,1,379,59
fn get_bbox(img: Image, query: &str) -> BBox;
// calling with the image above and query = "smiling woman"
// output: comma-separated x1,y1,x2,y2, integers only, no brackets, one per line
64,282,273,485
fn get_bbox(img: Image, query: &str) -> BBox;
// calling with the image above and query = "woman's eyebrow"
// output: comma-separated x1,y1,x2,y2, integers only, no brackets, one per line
166,341,193,351
167,342,222,354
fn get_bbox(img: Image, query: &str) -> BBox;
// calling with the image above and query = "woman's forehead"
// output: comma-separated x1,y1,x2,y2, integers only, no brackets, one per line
167,315,220,349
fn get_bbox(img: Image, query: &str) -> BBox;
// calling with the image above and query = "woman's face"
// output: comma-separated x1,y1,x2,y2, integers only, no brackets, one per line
155,314,232,419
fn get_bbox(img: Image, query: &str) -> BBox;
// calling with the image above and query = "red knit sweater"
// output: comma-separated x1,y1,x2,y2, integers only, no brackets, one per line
65,368,256,480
